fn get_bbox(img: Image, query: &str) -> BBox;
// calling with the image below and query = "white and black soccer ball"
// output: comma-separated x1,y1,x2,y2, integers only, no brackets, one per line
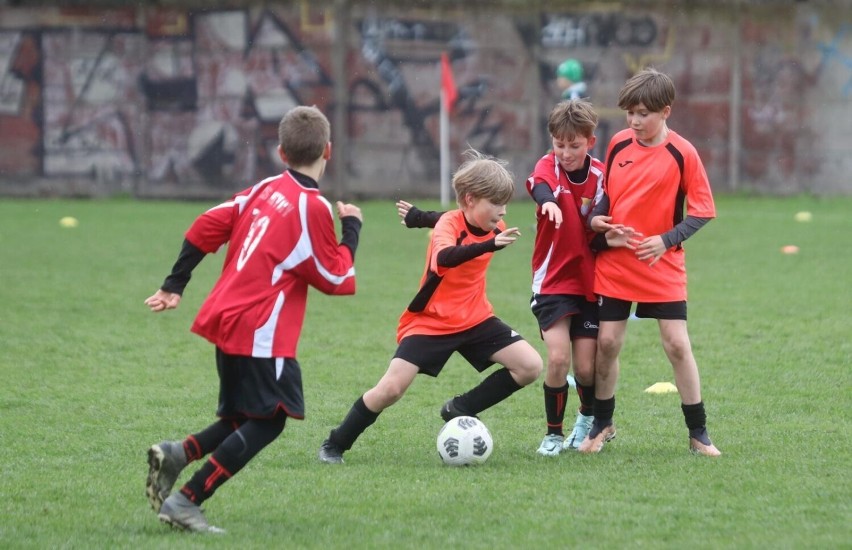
436,416,493,466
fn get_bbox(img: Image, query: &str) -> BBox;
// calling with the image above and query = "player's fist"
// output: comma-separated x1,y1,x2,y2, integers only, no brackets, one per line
336,201,362,221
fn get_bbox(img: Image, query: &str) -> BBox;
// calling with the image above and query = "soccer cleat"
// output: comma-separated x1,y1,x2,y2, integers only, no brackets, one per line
563,413,594,451
577,423,616,453
146,440,188,512
440,397,478,422
689,428,722,457
536,434,564,456
158,492,225,534
318,439,344,464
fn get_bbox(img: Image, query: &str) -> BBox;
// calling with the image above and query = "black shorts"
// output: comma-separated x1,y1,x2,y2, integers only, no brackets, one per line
597,295,687,321
215,348,305,419
530,293,599,338
393,317,525,377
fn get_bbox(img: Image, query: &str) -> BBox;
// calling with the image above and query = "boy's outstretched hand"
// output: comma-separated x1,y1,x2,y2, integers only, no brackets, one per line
495,227,521,248
336,201,362,221
144,289,181,312
396,200,413,225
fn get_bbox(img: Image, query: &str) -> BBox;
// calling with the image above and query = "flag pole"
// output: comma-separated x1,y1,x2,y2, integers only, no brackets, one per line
439,87,450,207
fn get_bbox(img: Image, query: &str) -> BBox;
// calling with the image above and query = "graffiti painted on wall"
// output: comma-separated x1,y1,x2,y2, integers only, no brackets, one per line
0,4,849,197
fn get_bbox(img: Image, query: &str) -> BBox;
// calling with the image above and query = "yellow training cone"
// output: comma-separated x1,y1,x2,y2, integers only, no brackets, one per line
644,382,678,394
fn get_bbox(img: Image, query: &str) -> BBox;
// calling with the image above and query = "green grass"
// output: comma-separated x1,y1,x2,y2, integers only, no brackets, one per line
0,194,849,549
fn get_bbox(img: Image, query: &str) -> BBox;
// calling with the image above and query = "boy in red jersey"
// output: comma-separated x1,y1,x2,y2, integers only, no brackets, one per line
143,106,363,532
581,68,721,457
318,150,543,464
527,99,611,455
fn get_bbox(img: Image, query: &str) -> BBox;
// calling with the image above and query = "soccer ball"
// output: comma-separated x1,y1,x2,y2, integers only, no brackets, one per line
436,416,493,466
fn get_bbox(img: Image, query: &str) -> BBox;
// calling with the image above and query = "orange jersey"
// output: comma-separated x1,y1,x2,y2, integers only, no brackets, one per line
595,129,715,302
397,209,503,340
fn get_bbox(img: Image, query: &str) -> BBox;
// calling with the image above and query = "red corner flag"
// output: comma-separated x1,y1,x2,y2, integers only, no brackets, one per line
441,52,458,114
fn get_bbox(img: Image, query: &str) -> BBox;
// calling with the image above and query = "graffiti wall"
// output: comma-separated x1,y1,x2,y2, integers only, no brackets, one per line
0,3,849,198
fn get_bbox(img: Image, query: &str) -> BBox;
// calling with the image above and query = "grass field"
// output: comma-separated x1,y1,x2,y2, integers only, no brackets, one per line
0,194,849,549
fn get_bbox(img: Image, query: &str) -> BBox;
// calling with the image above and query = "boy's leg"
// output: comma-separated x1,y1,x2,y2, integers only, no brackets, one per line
320,358,419,463
159,413,287,532
537,319,572,455
565,337,597,450
450,340,542,418
579,319,627,453
146,419,244,512
658,319,721,456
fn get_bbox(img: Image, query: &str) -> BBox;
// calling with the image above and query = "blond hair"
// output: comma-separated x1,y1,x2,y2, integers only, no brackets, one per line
617,67,675,112
548,99,598,142
453,149,515,206
277,106,330,167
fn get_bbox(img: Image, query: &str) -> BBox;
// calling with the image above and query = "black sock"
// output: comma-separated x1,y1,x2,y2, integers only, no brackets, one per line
543,382,569,436
593,396,615,425
576,383,595,416
329,396,380,451
183,413,286,504
681,401,710,441
455,368,523,416
186,418,245,461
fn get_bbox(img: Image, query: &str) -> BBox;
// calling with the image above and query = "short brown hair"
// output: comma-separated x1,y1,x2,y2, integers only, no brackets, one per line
548,99,598,142
278,106,330,167
453,149,515,206
617,68,675,112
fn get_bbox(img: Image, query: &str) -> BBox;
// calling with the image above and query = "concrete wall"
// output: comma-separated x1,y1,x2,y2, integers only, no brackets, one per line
0,2,849,199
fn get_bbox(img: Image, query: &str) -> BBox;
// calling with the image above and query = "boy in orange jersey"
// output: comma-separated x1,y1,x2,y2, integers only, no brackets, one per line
318,150,543,464
582,68,721,456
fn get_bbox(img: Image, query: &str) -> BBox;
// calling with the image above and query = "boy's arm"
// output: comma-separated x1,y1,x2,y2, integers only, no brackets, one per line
144,238,207,312
300,197,360,296
660,216,711,248
436,227,520,268
530,182,563,229
398,200,445,228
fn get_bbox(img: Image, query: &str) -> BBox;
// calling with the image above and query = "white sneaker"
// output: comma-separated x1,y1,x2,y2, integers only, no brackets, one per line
536,434,564,456
563,413,593,451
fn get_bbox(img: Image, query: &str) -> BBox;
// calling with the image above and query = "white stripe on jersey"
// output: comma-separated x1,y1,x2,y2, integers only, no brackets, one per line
253,290,285,357
531,243,555,294
271,192,313,284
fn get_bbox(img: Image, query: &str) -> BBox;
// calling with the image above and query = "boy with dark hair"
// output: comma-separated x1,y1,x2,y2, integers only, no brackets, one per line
143,105,363,532
583,67,721,457
318,149,543,464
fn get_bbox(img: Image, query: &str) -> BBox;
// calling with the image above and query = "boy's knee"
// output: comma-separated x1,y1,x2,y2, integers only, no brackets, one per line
517,356,543,385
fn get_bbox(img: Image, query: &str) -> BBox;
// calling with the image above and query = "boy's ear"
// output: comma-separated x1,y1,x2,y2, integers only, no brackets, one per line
324,141,332,161
587,135,597,150
277,145,288,165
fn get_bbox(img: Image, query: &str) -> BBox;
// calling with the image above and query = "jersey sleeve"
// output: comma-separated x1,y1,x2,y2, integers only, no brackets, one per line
184,191,250,253
683,145,716,218
300,194,358,295
526,154,557,196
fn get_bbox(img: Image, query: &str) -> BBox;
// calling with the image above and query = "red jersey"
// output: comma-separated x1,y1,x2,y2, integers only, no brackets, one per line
397,210,503,341
187,171,357,358
595,129,715,302
526,152,605,301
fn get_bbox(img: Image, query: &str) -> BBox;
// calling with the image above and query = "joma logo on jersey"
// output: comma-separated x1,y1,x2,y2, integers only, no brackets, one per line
618,160,634,168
